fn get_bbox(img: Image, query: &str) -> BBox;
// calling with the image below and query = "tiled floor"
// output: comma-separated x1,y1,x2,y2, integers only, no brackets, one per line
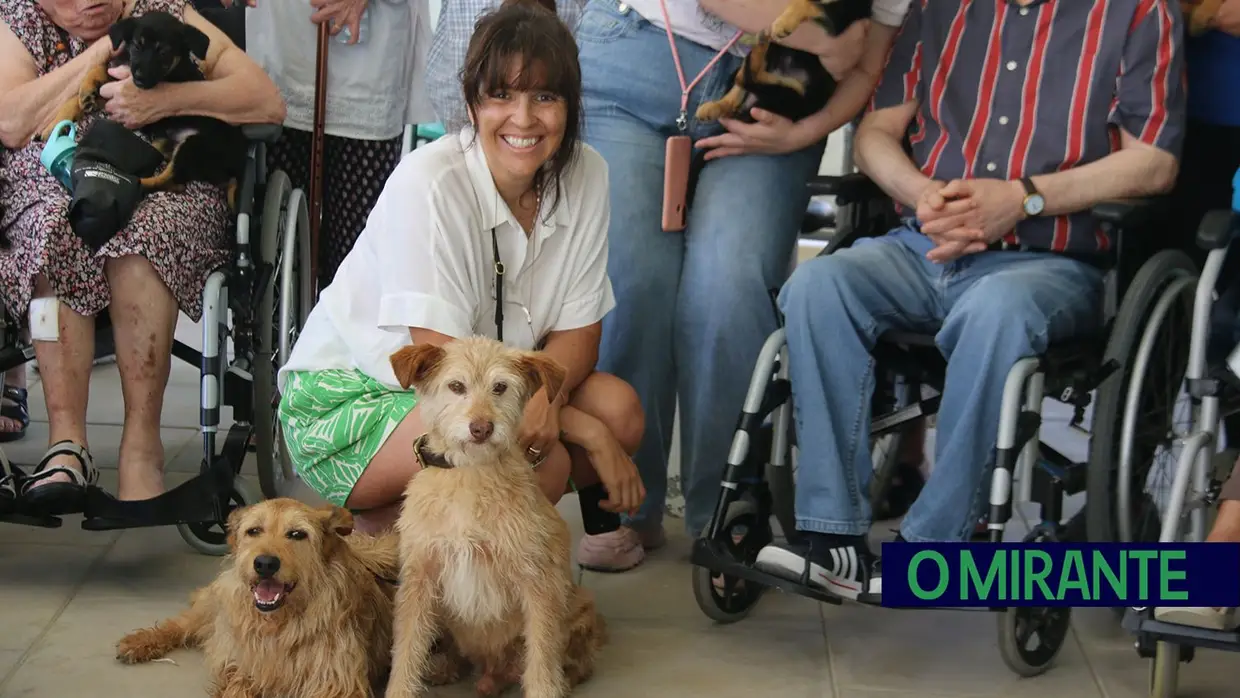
0,317,1235,698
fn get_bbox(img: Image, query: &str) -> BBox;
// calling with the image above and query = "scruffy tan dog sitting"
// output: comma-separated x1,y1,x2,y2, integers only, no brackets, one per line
114,497,469,698
385,337,608,698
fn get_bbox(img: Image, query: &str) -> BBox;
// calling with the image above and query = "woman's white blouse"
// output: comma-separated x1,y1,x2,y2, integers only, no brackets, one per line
278,129,616,391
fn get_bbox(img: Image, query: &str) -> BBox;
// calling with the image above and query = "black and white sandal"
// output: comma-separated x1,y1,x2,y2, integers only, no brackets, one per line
21,440,98,515
0,385,29,444
0,448,17,516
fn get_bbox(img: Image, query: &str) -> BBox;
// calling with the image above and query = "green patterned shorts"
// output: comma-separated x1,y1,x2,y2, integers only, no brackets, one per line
278,369,418,506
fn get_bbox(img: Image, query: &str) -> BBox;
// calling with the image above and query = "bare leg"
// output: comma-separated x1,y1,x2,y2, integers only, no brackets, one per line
104,255,178,501
27,275,94,487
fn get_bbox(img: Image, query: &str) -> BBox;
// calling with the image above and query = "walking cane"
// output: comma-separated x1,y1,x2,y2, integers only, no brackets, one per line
308,21,330,297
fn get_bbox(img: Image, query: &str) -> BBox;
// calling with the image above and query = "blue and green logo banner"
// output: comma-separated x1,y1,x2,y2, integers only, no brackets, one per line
881,542,1240,608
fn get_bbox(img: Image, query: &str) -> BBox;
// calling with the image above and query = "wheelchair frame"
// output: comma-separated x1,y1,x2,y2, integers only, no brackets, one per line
0,124,314,557
1121,208,1240,698
689,171,1189,678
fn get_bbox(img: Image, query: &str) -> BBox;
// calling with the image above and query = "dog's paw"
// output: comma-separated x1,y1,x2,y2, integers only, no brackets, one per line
115,630,168,664
769,15,800,39
695,100,732,122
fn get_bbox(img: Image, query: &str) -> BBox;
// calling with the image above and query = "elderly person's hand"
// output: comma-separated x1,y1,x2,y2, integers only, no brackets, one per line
1214,0,1240,35
99,65,165,129
310,0,370,44
919,178,1026,263
695,108,822,160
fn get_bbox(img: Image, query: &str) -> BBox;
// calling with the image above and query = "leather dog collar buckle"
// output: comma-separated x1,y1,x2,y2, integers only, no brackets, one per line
413,434,453,469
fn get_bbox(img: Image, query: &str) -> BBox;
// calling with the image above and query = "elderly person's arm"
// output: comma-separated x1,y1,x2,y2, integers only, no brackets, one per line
0,25,113,148
102,7,285,127
911,2,1185,257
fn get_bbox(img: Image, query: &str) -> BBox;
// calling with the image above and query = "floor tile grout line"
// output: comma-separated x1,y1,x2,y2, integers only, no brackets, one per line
820,603,841,698
0,531,123,694
1071,623,1114,698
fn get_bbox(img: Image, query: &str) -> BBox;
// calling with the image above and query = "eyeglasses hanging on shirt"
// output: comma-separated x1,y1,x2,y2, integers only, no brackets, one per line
490,227,542,349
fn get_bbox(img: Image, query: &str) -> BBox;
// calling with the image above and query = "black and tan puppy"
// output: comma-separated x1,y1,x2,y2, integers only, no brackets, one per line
40,11,247,206
696,0,873,123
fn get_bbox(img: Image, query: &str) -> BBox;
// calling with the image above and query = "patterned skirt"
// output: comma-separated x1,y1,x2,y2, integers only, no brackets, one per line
278,368,418,506
265,128,403,288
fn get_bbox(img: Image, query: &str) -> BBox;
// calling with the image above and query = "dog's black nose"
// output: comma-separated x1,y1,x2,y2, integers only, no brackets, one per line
254,554,281,578
469,419,494,442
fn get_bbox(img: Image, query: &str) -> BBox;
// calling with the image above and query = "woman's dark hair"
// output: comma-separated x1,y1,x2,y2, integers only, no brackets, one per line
460,0,582,216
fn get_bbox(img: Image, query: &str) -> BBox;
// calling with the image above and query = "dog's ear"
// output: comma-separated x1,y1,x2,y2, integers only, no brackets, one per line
390,343,446,390
319,506,355,537
109,17,137,51
225,506,247,551
181,24,211,61
516,352,567,402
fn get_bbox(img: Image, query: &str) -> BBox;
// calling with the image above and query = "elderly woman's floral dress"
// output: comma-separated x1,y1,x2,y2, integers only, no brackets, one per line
0,0,230,322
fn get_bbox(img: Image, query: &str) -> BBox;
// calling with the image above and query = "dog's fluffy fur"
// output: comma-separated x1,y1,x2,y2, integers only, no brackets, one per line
385,337,608,698
696,0,872,123
115,498,467,698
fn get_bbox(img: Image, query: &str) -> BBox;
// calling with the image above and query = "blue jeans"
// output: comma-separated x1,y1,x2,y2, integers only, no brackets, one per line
577,0,826,536
778,226,1105,542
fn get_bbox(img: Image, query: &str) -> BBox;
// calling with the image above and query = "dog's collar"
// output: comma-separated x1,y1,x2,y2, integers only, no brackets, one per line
413,434,453,469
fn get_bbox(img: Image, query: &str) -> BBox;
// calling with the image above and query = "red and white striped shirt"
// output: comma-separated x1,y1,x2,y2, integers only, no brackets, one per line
870,0,1187,253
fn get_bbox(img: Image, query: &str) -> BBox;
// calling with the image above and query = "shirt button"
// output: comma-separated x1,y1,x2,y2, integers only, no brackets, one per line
1019,7,1030,15
1006,60,1018,71
986,162,997,172
998,116,1010,125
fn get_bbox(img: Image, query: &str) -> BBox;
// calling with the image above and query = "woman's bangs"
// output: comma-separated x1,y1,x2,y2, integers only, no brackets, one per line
480,45,570,98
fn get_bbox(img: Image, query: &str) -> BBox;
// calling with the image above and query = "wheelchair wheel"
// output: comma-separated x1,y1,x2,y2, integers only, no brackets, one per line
692,500,771,623
1087,250,1198,543
176,476,259,556
996,528,1072,676
253,170,313,499
1149,641,1181,698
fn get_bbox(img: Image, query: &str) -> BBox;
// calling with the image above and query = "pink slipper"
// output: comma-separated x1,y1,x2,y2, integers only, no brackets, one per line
576,525,665,573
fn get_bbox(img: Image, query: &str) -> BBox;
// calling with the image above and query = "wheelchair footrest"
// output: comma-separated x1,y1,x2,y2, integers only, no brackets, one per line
80,462,235,531
689,537,844,606
1124,609,1240,653
0,510,63,528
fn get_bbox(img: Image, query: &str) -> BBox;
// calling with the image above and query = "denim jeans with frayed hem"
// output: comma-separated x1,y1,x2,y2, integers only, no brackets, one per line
778,226,1104,543
577,0,826,536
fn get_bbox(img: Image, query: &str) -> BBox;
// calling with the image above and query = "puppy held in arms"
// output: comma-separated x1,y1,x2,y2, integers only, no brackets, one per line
696,0,873,123
113,498,468,698
386,337,608,698
39,11,249,207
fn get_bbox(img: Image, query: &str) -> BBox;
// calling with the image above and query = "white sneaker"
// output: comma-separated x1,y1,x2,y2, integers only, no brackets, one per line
1155,606,1239,631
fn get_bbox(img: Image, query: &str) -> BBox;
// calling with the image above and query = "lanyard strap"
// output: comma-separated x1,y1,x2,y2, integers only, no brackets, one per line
656,0,742,131
491,226,504,342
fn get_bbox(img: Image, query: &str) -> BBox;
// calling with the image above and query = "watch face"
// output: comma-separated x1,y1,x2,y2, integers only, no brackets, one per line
1025,194,1045,216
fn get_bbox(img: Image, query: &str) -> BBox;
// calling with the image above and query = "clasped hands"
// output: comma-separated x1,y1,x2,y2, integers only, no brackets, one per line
915,177,1029,264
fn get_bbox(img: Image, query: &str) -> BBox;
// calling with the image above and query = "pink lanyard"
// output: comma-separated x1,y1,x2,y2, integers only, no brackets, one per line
656,0,742,132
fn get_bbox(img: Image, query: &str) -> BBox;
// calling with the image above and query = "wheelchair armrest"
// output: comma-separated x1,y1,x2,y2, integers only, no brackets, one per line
241,124,284,143
806,173,886,206
1196,209,1237,251
1090,197,1169,231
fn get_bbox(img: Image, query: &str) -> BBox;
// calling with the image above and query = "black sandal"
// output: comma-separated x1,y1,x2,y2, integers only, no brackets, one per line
21,440,98,515
0,449,17,516
0,385,29,443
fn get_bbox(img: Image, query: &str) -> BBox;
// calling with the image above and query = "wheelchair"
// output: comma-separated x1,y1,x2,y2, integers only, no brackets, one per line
1118,201,1240,698
688,170,1188,678
0,11,314,556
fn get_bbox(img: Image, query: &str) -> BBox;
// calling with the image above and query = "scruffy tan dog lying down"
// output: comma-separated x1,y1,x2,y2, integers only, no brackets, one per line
114,498,468,698
385,337,608,698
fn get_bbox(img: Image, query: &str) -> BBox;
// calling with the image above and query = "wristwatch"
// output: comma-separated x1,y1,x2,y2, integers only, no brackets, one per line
1019,177,1045,217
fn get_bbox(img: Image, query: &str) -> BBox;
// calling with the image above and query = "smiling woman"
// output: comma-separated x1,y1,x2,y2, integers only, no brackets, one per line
275,0,648,545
